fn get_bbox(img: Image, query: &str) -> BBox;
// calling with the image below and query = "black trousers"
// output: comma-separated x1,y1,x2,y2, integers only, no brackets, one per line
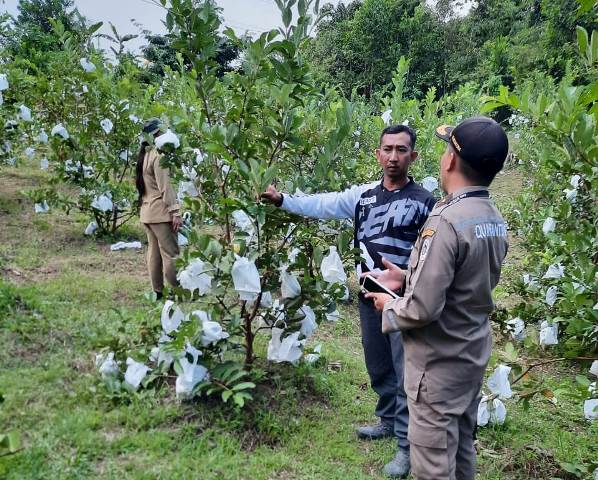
359,296,409,449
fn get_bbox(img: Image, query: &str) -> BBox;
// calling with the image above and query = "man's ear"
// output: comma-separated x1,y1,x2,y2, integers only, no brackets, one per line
446,152,463,171
410,150,418,162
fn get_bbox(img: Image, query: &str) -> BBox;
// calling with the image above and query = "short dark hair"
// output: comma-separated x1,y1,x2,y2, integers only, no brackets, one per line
450,145,499,186
380,124,417,149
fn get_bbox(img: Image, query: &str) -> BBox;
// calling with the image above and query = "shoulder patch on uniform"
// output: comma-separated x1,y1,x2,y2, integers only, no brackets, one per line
419,237,432,260
421,229,435,238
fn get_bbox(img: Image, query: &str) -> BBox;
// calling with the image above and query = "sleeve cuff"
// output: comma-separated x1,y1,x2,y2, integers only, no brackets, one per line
381,300,402,333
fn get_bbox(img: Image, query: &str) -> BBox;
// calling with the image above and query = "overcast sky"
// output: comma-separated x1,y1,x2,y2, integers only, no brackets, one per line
1,0,349,54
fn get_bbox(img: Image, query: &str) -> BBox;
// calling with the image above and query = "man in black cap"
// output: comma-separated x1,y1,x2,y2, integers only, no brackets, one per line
365,116,509,479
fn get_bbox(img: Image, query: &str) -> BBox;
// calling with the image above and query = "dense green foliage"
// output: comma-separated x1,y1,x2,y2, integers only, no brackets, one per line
305,0,598,99
484,26,598,355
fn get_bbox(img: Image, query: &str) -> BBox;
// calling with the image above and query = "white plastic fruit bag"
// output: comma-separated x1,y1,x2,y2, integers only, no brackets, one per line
321,246,347,284
280,266,301,298
487,364,513,399
299,305,317,339
539,320,558,345
231,256,261,301
175,345,208,399
124,357,151,391
267,328,303,364
177,258,212,296
161,300,184,334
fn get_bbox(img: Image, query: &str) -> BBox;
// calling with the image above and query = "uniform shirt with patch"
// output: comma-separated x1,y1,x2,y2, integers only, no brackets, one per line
381,186,509,403
281,178,436,273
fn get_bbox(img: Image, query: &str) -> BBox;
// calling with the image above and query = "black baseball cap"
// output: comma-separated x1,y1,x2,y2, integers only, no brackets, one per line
435,116,508,175
142,118,161,135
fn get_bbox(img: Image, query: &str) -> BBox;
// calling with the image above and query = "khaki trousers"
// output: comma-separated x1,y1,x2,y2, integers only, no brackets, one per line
408,375,482,480
143,222,179,292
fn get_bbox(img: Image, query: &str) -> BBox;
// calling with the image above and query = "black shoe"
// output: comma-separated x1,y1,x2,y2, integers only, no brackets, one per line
383,449,411,478
155,291,164,300
356,422,394,440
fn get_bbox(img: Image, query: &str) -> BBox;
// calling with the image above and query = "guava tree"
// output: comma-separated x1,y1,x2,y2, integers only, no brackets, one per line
26,21,151,235
96,0,356,406
472,26,598,446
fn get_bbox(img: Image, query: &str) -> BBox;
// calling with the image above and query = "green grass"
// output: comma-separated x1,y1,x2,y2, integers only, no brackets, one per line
1,164,596,479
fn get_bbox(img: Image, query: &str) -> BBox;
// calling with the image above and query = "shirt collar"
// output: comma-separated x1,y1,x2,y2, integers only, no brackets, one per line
439,185,489,205
380,176,413,192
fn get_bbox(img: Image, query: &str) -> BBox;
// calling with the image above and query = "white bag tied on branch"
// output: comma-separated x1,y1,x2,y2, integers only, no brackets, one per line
178,180,198,199
150,345,174,369
304,344,322,364
539,320,559,345
91,193,113,212
96,352,119,379
506,317,526,341
149,333,175,368
19,105,32,122
477,396,507,426
232,256,261,301
155,129,180,149
177,232,188,246
542,263,564,279
24,147,35,158
487,364,513,399
563,188,577,203
100,118,113,134
326,309,341,322
421,176,438,193
161,300,184,335
288,247,300,264
299,305,317,339
84,221,98,236
51,123,69,139
545,286,558,306
193,148,204,165
124,357,151,391
584,399,598,421
321,246,347,284
542,217,556,235
267,328,303,364
176,357,208,399
381,109,393,125
260,291,273,308
232,210,255,238
570,174,581,188
80,57,96,73
522,273,538,287
181,164,198,181
590,361,598,377
39,158,49,170
0,73,8,90
477,396,490,426
34,201,49,213
177,258,213,296
192,310,230,346
490,398,507,424
280,266,301,298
